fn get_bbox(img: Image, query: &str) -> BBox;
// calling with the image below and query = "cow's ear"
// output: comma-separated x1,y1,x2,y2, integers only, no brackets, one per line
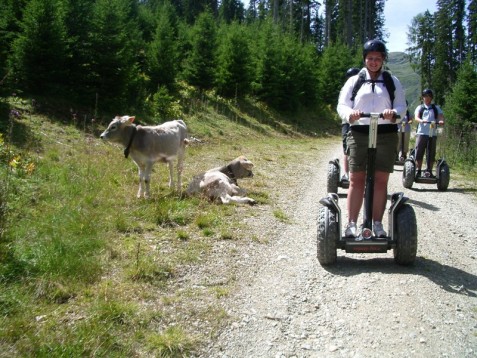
129,116,135,123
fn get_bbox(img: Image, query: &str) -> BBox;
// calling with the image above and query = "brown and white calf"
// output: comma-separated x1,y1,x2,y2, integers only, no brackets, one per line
187,156,256,205
100,116,188,198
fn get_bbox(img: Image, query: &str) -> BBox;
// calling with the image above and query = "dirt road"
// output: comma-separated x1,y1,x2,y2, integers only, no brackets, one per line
199,143,477,358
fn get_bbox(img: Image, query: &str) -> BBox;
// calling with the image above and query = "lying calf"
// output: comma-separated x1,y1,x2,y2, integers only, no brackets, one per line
187,156,256,205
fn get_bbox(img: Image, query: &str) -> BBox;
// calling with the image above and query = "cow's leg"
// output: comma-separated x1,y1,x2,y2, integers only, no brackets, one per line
176,148,185,190
222,194,257,205
136,164,146,198
167,161,174,189
143,162,154,198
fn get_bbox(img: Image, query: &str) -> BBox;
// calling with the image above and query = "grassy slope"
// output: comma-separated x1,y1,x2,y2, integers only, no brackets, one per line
0,94,337,357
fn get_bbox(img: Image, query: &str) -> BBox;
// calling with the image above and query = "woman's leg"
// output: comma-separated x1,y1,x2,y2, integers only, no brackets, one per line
347,171,366,222
373,170,390,222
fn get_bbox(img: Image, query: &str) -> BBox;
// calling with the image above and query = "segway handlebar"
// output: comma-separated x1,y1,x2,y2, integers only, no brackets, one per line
359,112,401,120
422,120,444,127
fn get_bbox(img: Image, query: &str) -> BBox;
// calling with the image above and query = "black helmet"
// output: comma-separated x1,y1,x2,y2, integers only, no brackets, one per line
422,88,433,98
363,39,387,60
346,67,360,79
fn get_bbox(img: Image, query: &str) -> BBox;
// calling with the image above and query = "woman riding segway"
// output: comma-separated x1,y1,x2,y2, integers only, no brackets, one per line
337,39,406,238
316,39,418,265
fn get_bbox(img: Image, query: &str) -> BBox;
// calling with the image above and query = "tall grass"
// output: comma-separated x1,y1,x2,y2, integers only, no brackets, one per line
439,125,477,172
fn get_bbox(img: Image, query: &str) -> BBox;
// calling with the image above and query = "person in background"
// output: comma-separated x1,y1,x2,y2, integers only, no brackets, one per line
413,88,445,178
340,67,361,182
337,39,406,238
397,100,412,161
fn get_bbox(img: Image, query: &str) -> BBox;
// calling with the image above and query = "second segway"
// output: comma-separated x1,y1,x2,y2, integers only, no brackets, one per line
327,158,349,194
402,120,450,191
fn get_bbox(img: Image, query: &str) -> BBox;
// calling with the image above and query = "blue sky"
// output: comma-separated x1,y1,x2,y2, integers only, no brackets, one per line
384,0,438,52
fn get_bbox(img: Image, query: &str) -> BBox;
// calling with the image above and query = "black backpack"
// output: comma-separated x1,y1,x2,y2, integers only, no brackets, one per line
350,69,396,107
417,104,438,120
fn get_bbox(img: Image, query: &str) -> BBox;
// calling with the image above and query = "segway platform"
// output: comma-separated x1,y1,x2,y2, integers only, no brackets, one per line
344,237,390,254
318,191,417,265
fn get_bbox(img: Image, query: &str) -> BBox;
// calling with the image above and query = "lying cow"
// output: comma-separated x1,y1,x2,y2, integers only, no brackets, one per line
187,156,256,205
100,115,188,198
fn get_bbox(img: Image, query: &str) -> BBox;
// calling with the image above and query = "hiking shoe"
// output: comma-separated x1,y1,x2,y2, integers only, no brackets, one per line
345,222,357,237
373,221,387,238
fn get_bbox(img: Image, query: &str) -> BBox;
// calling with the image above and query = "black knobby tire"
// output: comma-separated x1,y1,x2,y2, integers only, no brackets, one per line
402,161,415,189
317,206,338,265
327,163,339,194
393,204,418,265
437,163,450,191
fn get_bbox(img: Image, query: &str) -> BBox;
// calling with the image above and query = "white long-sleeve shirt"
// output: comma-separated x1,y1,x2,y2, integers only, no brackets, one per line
337,68,407,125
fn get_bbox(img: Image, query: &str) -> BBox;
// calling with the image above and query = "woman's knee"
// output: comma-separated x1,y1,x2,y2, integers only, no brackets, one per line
374,171,389,187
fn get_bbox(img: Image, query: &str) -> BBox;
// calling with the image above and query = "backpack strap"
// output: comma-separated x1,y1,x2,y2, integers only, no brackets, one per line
350,70,395,107
350,70,366,102
382,71,395,107
431,104,438,119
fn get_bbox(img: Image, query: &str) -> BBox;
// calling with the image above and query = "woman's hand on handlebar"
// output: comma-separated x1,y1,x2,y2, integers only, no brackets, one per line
348,110,362,124
382,109,396,122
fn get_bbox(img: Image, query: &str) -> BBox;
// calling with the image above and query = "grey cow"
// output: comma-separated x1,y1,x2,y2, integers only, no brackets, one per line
187,156,256,205
100,115,188,198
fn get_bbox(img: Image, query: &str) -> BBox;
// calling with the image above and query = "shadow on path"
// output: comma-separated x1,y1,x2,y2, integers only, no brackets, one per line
324,256,477,297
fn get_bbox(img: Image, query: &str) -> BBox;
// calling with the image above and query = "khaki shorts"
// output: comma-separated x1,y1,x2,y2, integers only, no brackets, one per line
346,131,398,173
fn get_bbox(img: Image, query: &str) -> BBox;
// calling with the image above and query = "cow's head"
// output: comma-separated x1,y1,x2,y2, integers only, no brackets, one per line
100,115,135,142
228,156,254,179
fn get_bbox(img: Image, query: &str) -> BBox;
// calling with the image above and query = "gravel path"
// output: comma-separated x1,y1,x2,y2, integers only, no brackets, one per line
199,143,477,358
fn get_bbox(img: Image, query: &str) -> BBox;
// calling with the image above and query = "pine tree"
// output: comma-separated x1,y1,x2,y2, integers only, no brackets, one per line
218,0,244,23
251,21,284,108
251,20,319,111
444,59,477,129
215,22,251,97
9,0,68,94
467,0,477,64
441,59,477,166
407,11,436,90
146,1,179,92
61,0,96,101
433,0,466,104
182,10,217,90
0,0,27,89
318,42,356,105
328,0,385,48
87,0,141,111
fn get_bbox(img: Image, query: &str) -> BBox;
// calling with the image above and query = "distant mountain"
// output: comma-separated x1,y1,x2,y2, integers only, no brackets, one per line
387,52,421,112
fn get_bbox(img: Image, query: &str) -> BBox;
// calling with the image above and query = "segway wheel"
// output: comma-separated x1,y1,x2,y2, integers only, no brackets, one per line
393,204,418,265
317,206,338,265
402,161,415,189
437,162,450,191
327,162,339,194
